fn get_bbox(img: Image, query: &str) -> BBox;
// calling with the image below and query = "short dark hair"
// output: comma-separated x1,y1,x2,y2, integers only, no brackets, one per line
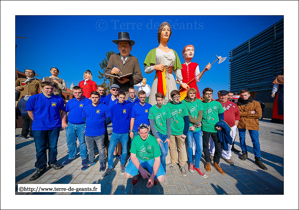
240,89,250,94
90,91,100,97
203,87,213,95
138,90,146,96
24,69,35,76
128,87,135,91
50,67,59,72
155,92,164,99
138,123,149,131
229,91,234,94
171,90,180,98
97,85,105,89
72,86,82,90
41,81,54,88
118,90,126,97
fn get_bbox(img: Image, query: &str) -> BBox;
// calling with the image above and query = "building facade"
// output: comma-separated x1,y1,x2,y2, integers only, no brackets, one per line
229,19,283,119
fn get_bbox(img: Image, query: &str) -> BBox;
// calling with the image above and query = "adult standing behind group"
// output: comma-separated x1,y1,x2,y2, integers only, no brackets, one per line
79,70,97,99
26,81,65,181
15,69,41,102
144,22,189,105
42,67,67,97
105,32,143,98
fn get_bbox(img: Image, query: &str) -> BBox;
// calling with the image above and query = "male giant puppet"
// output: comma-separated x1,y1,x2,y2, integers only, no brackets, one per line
105,32,143,98
180,45,211,100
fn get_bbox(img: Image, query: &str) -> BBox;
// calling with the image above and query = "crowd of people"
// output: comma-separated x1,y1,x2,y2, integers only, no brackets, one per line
15,21,269,188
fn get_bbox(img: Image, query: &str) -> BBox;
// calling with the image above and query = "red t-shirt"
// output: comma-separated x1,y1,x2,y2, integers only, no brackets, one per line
216,99,240,127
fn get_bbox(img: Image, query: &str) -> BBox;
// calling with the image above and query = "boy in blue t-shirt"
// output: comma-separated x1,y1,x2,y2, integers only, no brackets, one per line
25,81,65,181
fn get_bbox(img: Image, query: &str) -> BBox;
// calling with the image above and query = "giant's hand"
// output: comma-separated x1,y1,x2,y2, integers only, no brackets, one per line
111,67,120,75
154,64,164,71
271,93,275,98
180,83,189,90
16,86,24,91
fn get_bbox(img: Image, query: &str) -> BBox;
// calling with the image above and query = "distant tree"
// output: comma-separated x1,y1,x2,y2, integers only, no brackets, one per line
98,51,116,94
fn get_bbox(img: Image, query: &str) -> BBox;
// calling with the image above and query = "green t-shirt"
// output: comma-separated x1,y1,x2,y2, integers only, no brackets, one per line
201,100,225,133
167,102,189,135
130,134,161,161
148,104,171,135
182,99,204,132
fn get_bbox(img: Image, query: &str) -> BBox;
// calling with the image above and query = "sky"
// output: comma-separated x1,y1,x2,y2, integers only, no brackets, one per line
16,15,283,98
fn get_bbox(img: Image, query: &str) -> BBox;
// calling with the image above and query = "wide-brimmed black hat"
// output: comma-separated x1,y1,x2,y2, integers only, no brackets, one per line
112,32,135,46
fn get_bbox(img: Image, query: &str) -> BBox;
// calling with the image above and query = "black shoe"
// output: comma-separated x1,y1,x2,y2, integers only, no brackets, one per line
255,157,268,170
49,162,63,170
120,164,125,174
231,146,241,153
29,168,47,181
239,152,248,160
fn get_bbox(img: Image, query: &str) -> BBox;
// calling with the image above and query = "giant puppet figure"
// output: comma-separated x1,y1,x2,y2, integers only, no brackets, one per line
144,22,189,105
180,45,211,100
79,70,97,98
271,67,284,123
43,67,67,96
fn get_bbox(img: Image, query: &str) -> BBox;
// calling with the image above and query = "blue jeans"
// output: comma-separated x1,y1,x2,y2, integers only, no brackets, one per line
238,129,261,158
32,127,60,169
65,123,87,160
157,132,168,172
108,132,129,169
85,135,105,163
187,130,203,169
132,129,139,141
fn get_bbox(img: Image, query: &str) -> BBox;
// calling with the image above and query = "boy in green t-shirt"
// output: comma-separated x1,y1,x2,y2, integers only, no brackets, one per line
125,124,165,187
167,90,189,176
201,87,225,175
148,93,171,172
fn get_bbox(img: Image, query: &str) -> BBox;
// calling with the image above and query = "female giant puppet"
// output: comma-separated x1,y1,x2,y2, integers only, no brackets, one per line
144,22,189,105
180,45,211,100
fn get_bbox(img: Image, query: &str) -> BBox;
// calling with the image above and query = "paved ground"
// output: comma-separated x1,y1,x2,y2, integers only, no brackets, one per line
15,119,283,195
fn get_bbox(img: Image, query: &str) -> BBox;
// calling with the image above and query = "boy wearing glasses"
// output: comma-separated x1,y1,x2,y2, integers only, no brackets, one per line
125,124,165,187
167,90,190,176
201,88,225,175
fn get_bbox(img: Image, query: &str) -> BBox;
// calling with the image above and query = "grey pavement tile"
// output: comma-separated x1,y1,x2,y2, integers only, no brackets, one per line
197,188,207,195
206,177,219,185
217,181,234,193
201,183,217,195
181,176,191,184
185,184,198,195
168,185,179,195
190,179,203,190
178,190,188,195
174,182,186,191
165,177,175,185
72,174,86,184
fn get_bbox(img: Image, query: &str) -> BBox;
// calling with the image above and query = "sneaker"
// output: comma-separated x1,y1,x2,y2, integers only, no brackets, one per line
189,164,194,173
180,166,187,176
132,173,140,186
255,157,268,170
194,167,208,178
168,163,176,168
82,158,89,166
239,152,248,161
62,158,75,166
120,164,125,174
102,168,113,178
81,161,96,171
21,136,27,140
223,158,234,166
28,135,34,140
49,162,63,170
99,162,106,172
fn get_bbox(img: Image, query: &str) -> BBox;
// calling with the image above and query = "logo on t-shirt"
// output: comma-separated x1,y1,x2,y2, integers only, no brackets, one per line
145,109,148,113
80,104,83,107
123,109,126,113
213,106,217,110
51,102,57,107
96,110,100,114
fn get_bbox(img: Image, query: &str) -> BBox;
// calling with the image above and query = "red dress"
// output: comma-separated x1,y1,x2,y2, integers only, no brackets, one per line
181,62,200,98
79,80,97,98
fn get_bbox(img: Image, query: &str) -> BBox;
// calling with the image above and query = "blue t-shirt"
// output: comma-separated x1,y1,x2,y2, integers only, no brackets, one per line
131,102,152,131
64,96,91,124
126,96,139,106
99,94,106,104
25,93,64,130
110,102,132,134
82,103,109,137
